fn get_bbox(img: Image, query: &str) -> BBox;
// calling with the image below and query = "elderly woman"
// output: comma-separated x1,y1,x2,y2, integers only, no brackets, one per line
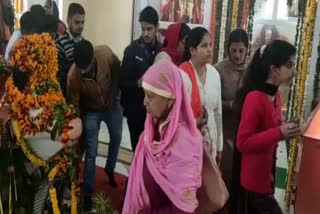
123,60,203,213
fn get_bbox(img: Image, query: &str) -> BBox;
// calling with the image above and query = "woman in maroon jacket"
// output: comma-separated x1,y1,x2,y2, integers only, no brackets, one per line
235,40,300,214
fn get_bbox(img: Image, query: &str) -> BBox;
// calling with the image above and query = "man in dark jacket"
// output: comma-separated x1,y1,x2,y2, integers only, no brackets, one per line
121,6,162,152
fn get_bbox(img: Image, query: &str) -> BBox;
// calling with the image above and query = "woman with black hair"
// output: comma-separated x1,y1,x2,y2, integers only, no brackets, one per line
155,22,190,65
235,40,300,214
214,28,249,192
180,27,228,213
44,0,66,37
180,27,223,164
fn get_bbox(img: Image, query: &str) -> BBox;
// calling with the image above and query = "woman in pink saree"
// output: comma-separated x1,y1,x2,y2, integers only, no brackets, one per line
122,60,203,213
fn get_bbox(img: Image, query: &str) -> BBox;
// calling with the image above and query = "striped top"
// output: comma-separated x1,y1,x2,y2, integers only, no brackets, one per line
56,30,82,96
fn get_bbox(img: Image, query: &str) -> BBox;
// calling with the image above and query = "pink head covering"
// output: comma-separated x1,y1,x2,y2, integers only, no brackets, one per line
123,60,203,213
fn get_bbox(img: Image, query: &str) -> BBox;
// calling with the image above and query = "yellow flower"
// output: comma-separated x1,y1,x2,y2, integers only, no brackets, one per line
49,187,61,214
285,0,317,207
71,182,78,214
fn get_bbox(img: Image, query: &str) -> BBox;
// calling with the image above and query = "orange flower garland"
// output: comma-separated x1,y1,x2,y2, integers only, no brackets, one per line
5,77,65,135
9,33,58,89
4,33,74,143
3,33,79,213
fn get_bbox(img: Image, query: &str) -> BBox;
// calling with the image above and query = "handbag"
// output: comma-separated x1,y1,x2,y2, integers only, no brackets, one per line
196,141,229,213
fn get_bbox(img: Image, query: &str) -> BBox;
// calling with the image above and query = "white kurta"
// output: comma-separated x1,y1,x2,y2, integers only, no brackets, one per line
182,63,223,159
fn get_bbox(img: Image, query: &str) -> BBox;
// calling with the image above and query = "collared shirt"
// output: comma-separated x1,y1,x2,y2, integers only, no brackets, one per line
56,30,83,96
67,30,82,43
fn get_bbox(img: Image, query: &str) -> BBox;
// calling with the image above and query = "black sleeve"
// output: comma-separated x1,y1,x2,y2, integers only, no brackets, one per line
121,45,139,89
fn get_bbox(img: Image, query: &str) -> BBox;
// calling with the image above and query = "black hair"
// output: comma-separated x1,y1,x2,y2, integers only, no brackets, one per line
44,14,58,33
74,39,94,69
30,5,46,33
68,3,85,18
179,23,191,42
163,23,191,47
139,6,159,26
30,4,46,17
227,28,249,51
52,1,60,21
235,40,296,112
182,27,210,62
20,11,35,34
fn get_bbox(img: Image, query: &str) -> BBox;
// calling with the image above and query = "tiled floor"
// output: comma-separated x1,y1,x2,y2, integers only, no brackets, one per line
96,119,290,213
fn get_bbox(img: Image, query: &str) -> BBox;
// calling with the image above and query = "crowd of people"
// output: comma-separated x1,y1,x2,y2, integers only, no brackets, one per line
0,2,302,214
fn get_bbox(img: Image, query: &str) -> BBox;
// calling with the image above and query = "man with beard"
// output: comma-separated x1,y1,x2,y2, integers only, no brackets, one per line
56,3,85,97
121,6,162,152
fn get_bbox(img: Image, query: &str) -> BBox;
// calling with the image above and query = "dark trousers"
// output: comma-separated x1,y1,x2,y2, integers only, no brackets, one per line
243,189,282,214
126,110,146,152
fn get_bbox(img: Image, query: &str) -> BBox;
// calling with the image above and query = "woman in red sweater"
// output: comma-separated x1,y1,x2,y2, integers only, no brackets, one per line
236,40,300,214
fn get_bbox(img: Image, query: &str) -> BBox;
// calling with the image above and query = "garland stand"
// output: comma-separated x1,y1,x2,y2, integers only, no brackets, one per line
286,0,320,213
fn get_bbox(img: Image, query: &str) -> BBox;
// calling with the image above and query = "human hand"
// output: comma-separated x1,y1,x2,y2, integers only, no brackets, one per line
280,122,300,140
65,118,82,147
197,107,208,129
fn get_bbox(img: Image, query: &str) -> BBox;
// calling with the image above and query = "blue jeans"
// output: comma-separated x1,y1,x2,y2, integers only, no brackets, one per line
83,102,123,197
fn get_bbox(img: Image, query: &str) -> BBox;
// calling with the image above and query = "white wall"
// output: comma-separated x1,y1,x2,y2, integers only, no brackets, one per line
62,0,133,59
25,0,62,19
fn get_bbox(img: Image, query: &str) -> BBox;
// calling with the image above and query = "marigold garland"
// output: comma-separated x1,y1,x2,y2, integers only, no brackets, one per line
19,138,47,167
247,0,256,46
224,0,234,57
3,33,79,213
218,0,228,62
47,154,70,214
5,77,65,135
9,33,58,88
286,0,307,127
237,0,244,28
285,0,317,207
49,187,60,214
11,120,47,167
231,0,239,29
4,33,75,143
48,160,68,181
213,0,222,63
71,182,79,214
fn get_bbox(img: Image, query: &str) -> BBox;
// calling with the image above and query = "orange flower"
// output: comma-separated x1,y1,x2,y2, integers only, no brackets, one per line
3,33,75,140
